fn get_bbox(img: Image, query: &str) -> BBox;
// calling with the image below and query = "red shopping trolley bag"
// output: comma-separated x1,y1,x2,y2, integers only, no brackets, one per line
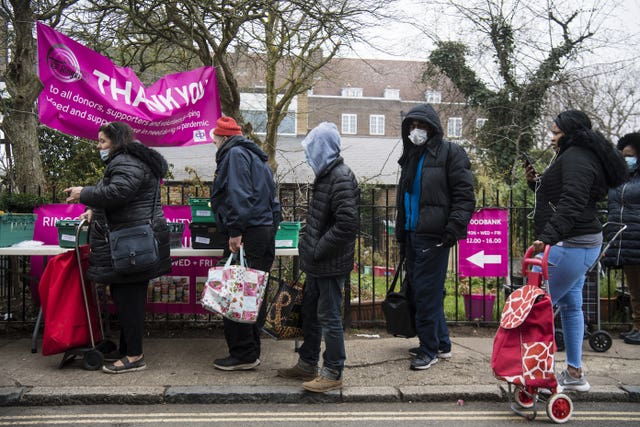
491,246,557,389
38,245,102,356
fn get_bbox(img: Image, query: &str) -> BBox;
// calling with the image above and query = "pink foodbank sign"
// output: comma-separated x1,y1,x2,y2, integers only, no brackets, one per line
37,22,221,147
458,208,509,277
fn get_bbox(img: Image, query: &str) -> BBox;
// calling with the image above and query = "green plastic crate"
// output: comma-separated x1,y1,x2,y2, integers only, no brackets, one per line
0,213,37,247
188,197,215,223
275,221,301,248
55,220,89,248
167,222,185,248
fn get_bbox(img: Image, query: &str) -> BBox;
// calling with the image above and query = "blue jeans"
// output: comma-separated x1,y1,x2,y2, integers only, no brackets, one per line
547,244,599,369
299,275,346,380
406,233,451,359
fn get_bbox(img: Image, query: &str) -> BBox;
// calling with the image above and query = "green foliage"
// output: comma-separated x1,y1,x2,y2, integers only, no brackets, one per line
0,192,49,213
427,41,491,106
39,127,104,197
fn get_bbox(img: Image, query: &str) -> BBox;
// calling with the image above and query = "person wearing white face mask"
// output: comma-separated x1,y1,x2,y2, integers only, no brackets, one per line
395,104,475,371
603,132,640,345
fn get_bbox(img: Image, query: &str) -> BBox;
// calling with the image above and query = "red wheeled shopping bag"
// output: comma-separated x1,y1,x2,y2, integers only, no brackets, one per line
38,245,102,356
491,247,557,389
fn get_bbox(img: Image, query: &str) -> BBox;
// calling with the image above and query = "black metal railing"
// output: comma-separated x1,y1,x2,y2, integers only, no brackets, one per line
0,183,632,330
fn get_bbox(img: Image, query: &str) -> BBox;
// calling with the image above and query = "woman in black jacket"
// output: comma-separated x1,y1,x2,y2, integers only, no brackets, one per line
530,110,627,390
65,121,171,374
602,132,640,344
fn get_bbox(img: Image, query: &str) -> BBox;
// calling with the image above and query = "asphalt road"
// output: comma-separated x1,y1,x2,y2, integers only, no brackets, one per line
2,401,640,426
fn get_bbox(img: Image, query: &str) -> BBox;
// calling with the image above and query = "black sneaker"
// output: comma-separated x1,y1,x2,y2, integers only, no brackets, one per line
410,353,438,370
409,347,451,359
213,356,261,371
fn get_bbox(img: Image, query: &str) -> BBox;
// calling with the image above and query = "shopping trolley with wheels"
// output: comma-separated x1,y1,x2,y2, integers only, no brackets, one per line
492,245,573,424
38,219,116,370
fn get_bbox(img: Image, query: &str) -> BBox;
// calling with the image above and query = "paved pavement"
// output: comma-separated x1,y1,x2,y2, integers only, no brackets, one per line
1,328,639,406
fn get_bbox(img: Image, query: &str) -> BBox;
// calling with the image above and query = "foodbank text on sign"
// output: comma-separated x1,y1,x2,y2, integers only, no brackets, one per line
458,208,508,277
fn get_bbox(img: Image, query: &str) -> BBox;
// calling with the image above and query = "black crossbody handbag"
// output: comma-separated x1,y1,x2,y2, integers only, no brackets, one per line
108,185,160,274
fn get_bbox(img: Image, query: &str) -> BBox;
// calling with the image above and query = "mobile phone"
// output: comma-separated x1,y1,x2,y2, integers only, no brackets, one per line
520,152,533,168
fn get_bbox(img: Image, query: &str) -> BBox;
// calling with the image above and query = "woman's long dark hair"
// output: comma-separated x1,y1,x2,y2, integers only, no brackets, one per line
98,121,135,154
554,110,628,189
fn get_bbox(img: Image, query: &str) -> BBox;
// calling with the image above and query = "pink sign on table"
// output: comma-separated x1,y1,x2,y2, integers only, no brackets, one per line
30,204,219,314
458,208,509,277
37,22,221,147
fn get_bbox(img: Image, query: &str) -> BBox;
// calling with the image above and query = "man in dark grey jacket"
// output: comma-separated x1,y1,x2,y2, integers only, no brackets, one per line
277,122,359,393
396,104,475,371
209,116,280,371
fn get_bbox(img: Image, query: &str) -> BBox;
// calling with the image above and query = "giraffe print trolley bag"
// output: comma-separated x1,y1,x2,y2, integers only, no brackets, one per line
491,245,574,424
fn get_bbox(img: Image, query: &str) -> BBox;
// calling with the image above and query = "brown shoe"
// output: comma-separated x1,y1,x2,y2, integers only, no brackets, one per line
303,376,343,393
277,365,317,381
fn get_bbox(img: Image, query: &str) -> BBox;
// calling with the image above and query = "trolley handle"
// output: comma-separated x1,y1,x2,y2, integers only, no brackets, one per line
522,244,551,280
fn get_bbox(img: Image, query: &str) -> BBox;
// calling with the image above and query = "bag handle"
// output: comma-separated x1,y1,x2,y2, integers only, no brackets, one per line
223,246,249,269
386,256,405,295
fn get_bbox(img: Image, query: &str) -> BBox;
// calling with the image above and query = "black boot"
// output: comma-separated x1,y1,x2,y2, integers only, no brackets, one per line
624,330,640,345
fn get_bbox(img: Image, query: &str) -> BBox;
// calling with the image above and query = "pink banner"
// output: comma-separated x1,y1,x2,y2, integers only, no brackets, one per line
458,208,509,277
37,22,221,147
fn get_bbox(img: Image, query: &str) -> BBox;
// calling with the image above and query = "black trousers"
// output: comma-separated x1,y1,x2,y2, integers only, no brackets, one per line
110,281,148,356
222,225,275,362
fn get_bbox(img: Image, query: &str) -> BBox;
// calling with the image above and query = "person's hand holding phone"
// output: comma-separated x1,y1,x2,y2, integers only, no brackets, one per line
521,153,539,182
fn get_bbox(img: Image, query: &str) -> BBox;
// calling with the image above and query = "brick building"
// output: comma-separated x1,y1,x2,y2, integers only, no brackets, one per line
158,56,482,186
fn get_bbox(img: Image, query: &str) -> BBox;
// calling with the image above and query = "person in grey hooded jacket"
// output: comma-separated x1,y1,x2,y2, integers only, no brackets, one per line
277,122,359,393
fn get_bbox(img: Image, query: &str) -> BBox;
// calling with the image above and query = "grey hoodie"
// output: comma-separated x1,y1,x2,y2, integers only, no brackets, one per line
302,122,341,176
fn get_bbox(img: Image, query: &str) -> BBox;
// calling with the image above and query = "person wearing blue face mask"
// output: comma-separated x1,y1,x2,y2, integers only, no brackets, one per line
603,132,640,344
64,121,172,373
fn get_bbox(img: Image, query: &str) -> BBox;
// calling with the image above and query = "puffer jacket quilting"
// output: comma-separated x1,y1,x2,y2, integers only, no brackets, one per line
603,171,640,267
80,143,172,284
395,104,475,243
299,157,359,278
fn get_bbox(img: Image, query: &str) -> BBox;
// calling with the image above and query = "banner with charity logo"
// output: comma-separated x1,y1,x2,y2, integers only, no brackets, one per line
37,22,221,147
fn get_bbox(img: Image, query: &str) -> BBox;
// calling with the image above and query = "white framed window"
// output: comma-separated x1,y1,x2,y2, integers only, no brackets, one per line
383,88,400,99
447,117,462,138
369,115,385,135
476,118,487,128
341,87,363,97
425,90,442,104
341,114,357,134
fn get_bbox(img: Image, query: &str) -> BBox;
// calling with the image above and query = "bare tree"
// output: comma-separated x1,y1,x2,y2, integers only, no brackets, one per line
547,64,640,141
76,0,391,172
419,0,612,182
0,0,79,194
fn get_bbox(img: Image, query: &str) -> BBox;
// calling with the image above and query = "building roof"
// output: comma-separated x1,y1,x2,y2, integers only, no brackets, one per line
155,135,403,186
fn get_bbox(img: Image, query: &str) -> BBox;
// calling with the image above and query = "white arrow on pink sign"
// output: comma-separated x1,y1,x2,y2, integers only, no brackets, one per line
458,208,509,277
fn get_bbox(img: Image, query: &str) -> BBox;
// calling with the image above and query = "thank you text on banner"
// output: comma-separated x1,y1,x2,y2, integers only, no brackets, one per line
37,22,221,147
458,208,509,277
